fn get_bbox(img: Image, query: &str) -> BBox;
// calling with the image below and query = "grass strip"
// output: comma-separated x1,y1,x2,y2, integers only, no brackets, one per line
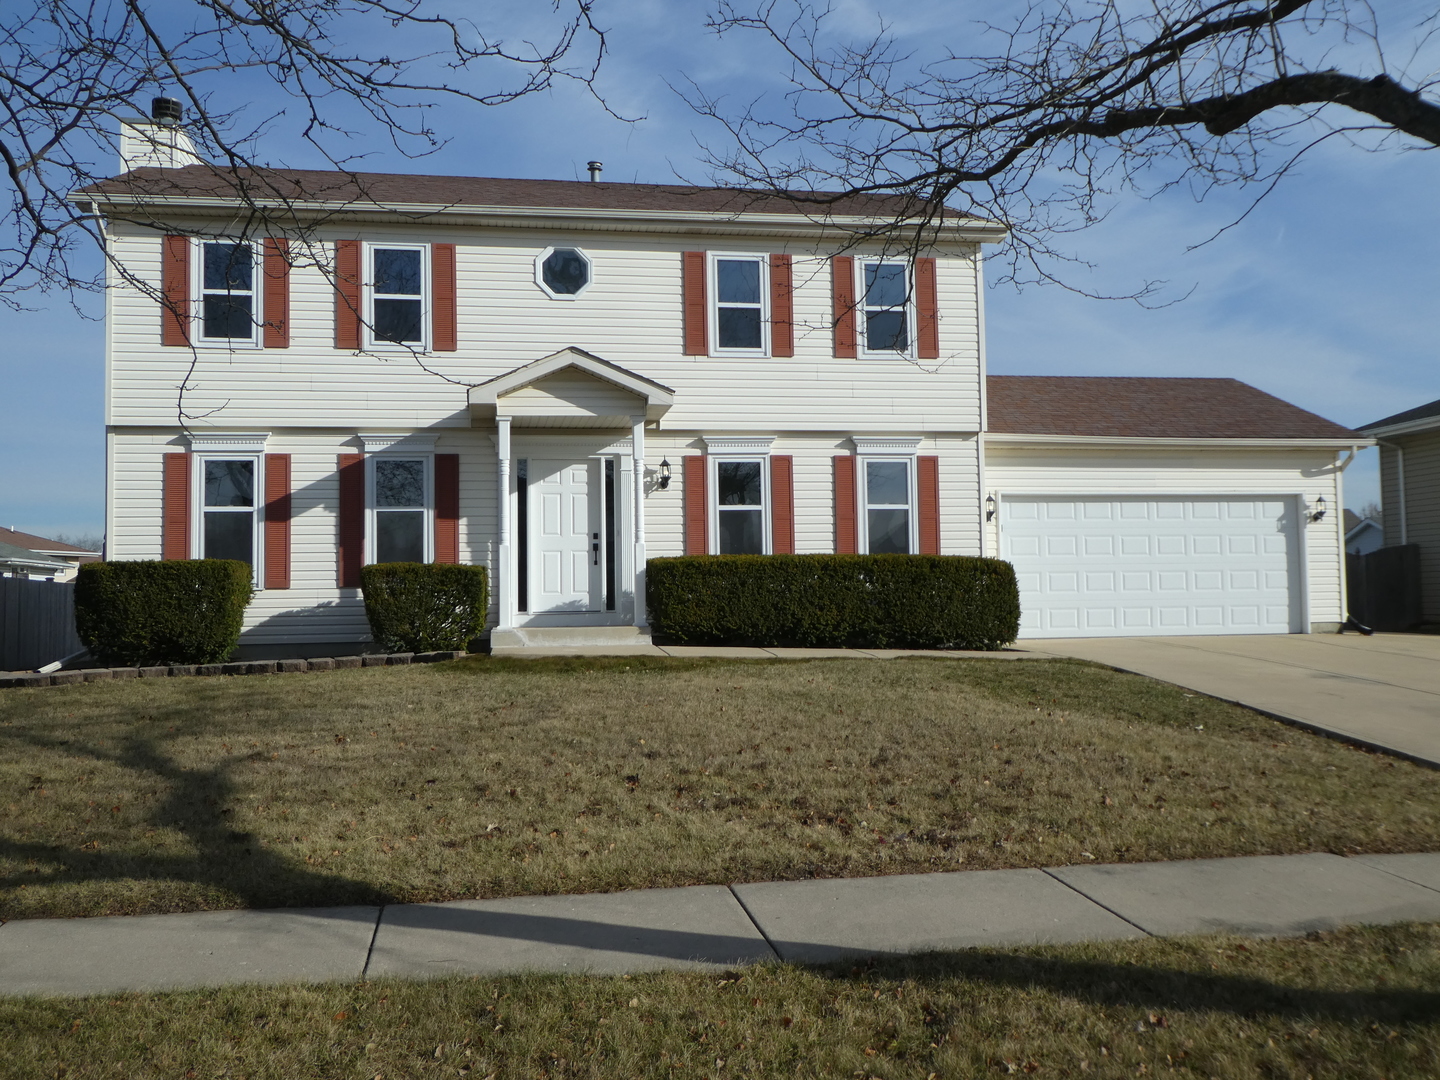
2,656,1438,919
3,924,1438,1079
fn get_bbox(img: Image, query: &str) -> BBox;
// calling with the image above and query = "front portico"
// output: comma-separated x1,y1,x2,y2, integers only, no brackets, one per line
468,348,674,637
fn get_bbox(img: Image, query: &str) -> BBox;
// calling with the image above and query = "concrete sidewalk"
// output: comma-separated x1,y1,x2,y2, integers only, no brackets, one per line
4,852,1440,997
1029,634,1440,767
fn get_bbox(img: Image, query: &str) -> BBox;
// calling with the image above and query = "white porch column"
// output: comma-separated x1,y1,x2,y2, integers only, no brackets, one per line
495,417,514,631
631,415,648,628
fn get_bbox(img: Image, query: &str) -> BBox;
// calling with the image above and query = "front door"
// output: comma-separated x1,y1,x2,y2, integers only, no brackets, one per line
528,458,603,613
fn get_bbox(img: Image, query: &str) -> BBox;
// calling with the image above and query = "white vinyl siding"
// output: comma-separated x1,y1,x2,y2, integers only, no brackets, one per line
1379,430,1440,621
105,223,983,434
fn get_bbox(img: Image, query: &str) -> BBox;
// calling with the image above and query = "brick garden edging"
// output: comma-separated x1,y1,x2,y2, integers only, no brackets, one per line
0,651,469,689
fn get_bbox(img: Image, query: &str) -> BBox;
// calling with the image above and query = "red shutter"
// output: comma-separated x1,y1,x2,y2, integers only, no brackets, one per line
434,453,460,564
432,243,457,352
263,453,291,589
916,257,939,359
683,455,708,555
834,455,857,554
918,455,940,555
682,251,708,355
262,238,290,349
335,240,361,350
769,253,794,357
770,455,794,554
162,452,191,560
337,453,365,587
832,255,856,358
162,236,190,346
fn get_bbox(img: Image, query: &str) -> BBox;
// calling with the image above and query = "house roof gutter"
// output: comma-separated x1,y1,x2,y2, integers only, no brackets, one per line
1358,414,1440,439
982,433,1373,450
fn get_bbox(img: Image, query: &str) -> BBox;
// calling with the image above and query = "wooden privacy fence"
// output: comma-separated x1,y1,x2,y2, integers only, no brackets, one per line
1346,544,1422,632
0,577,84,672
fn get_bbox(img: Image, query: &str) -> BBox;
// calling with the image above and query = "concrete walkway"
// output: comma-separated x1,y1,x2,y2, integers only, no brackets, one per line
4,852,1440,997
1028,633,1440,767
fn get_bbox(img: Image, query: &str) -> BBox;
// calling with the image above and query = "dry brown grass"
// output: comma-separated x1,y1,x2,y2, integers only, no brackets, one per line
4,924,1439,1079
2,655,1437,919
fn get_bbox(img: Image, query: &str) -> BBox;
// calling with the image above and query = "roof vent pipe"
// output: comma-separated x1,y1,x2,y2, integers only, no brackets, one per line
587,160,603,182
151,97,184,124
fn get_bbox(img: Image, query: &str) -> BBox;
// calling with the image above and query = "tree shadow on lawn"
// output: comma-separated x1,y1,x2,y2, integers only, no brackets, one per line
0,724,394,916
820,944,1440,1027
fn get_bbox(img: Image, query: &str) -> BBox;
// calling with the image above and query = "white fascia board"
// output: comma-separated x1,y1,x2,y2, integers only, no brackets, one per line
1359,415,1440,438
983,433,1374,450
76,193,1009,244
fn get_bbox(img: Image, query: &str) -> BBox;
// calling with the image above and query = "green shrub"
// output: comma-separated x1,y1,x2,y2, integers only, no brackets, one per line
74,559,254,666
361,563,489,653
646,554,1020,650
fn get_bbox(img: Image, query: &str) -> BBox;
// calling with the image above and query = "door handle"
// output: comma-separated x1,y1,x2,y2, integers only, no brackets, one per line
592,533,600,565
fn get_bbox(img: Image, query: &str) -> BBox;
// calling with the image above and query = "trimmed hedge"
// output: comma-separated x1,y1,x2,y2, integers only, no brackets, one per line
647,554,1020,650
361,563,489,653
74,559,254,666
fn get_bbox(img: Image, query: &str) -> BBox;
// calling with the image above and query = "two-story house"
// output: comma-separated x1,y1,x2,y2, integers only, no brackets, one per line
73,108,1367,653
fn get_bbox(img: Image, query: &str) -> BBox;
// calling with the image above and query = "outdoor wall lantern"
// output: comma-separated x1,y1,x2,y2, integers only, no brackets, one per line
1308,495,1327,524
985,493,996,522
658,458,672,490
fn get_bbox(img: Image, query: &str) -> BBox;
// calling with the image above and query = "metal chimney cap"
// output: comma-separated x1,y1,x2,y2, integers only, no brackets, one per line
586,161,603,182
151,97,184,124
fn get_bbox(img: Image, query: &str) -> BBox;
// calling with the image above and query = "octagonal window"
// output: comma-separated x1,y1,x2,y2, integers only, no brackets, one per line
536,246,591,299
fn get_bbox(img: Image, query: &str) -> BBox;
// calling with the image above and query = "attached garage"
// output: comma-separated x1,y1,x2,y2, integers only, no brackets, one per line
1001,495,1301,638
982,377,1369,639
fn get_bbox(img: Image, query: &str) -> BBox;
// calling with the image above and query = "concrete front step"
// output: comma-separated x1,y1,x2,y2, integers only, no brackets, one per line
490,625,655,652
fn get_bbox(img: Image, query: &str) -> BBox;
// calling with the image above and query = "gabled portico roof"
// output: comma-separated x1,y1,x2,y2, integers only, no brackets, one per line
468,348,675,426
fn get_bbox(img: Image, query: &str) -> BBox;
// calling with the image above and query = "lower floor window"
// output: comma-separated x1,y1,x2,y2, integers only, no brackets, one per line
202,458,256,565
716,458,766,554
863,458,912,554
373,457,429,563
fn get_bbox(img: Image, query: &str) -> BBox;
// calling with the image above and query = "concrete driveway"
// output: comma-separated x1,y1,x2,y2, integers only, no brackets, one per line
1026,633,1440,767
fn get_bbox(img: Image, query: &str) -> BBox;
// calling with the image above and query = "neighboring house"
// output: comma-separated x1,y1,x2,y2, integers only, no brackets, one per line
1342,509,1384,556
0,527,99,582
1359,397,1440,624
70,108,1367,651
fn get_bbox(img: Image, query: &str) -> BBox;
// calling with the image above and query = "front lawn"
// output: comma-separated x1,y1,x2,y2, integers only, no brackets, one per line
1,656,1437,919
3,924,1437,1079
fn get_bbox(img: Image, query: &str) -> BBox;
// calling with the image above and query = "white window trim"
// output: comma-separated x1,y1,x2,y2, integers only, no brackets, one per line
366,452,435,565
534,245,593,300
856,258,916,360
191,452,264,587
709,452,772,556
192,238,262,348
854,439,921,555
364,242,430,352
708,251,770,357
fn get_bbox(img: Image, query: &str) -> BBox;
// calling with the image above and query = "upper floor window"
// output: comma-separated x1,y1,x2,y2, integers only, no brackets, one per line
198,241,259,345
712,254,767,355
368,245,426,347
713,458,768,554
536,246,592,299
862,260,911,355
370,456,431,563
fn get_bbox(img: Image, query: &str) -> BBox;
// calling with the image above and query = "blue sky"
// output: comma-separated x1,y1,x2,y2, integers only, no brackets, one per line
3,0,1435,539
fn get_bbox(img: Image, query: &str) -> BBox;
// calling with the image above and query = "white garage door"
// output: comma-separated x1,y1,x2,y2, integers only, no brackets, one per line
1001,496,1301,638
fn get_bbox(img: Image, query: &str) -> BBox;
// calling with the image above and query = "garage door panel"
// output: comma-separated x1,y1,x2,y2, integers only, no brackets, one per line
1004,495,1299,639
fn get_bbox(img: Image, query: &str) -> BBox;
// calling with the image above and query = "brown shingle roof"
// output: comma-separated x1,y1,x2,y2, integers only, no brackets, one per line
1360,396,1440,432
77,165,951,219
0,527,98,556
986,376,1360,440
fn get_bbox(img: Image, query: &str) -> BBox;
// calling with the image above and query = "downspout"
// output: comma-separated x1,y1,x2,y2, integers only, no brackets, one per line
1376,439,1407,545
974,246,989,557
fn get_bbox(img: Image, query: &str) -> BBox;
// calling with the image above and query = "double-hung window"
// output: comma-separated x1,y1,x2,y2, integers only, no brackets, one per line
714,458,768,554
368,245,426,347
198,241,259,345
861,260,911,355
371,456,431,563
861,458,914,554
711,254,767,354
200,457,259,567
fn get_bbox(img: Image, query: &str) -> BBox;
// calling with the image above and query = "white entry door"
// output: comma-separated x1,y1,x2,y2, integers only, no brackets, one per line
1002,496,1301,638
529,459,603,613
